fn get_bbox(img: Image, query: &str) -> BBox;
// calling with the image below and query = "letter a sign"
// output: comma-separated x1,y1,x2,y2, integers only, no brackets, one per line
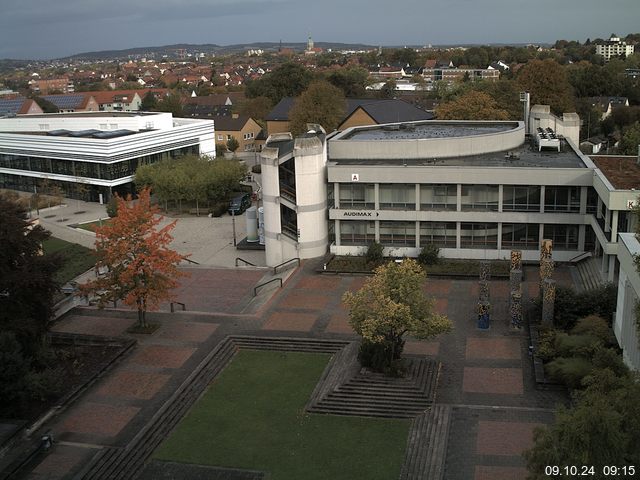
351,173,359,182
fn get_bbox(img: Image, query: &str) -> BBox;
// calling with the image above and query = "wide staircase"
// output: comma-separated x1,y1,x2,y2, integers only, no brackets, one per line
575,256,605,291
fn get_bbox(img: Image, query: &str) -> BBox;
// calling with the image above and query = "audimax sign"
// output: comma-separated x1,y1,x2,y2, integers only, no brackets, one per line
342,211,380,217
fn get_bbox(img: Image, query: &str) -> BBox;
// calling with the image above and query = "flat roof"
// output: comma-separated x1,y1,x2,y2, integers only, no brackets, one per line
591,155,640,189
329,141,586,169
341,122,517,141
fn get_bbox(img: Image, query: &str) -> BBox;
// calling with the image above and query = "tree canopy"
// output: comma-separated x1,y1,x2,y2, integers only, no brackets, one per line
289,80,346,135
343,259,452,373
245,62,314,104
517,59,575,115
619,121,640,155
0,193,59,357
80,188,187,327
436,90,510,120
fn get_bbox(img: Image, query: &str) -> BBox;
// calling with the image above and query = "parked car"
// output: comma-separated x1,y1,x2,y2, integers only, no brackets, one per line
228,192,252,215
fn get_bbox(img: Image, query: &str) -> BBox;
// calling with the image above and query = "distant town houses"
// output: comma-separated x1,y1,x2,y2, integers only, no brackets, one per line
595,34,635,62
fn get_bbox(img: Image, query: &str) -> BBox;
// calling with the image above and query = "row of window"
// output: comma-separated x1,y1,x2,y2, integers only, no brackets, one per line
337,184,593,213
339,221,580,250
0,145,199,181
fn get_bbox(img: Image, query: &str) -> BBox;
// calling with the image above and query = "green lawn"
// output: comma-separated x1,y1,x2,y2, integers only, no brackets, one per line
154,350,410,480
42,237,96,285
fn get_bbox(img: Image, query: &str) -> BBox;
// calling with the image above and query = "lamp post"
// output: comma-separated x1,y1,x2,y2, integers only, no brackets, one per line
231,209,237,247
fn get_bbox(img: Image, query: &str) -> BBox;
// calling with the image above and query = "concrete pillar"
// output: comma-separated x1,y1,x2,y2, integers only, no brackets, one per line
374,183,380,210
611,210,619,242
456,184,462,212
605,207,611,233
375,220,380,242
608,254,616,282
578,224,586,251
456,222,461,249
539,185,545,213
579,186,588,215
415,184,420,211
333,183,339,208
335,220,341,246
498,184,503,213
415,220,420,248
497,223,503,250
597,197,603,219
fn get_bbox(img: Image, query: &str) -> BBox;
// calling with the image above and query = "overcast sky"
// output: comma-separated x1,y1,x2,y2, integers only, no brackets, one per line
1,0,638,60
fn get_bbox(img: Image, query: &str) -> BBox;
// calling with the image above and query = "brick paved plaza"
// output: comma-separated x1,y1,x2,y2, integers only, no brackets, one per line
23,260,572,480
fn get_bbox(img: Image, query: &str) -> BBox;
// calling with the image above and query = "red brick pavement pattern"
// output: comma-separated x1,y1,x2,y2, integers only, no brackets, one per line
465,337,521,360
475,421,542,456
95,370,171,400
278,291,330,310
156,321,219,342
30,444,93,479
60,403,140,437
262,311,318,332
404,340,440,356
130,345,196,369
347,277,367,292
474,466,529,480
295,276,342,291
51,315,133,337
325,311,355,334
469,281,512,299
166,269,264,312
462,367,524,395
423,280,452,296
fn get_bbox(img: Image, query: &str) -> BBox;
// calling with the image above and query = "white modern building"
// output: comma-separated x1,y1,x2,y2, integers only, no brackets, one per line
614,233,640,371
596,34,635,62
0,112,215,202
260,107,638,282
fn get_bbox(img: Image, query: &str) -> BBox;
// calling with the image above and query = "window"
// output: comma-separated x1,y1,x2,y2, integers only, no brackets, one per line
544,186,580,212
460,223,498,249
217,134,223,141
501,223,539,249
502,186,541,212
543,224,579,250
340,221,375,245
420,184,456,210
379,184,415,210
420,222,456,248
339,183,374,209
461,185,499,211
227,134,232,141
379,221,416,247
586,187,598,214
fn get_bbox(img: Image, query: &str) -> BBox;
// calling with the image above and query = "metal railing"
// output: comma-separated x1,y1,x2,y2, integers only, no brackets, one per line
170,302,186,312
254,278,282,296
568,251,592,263
235,257,256,267
273,257,300,275
183,257,200,265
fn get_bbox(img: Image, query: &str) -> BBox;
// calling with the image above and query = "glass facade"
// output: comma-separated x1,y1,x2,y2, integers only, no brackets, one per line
339,183,374,209
543,224,579,250
544,186,580,212
502,223,540,249
379,184,415,210
502,186,541,212
461,185,499,211
460,222,498,248
420,222,456,248
420,184,457,210
379,221,416,246
0,145,199,182
340,221,375,245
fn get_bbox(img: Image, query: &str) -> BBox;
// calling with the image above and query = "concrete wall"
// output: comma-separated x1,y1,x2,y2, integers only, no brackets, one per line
615,233,640,371
528,105,580,146
1,112,175,132
330,121,524,160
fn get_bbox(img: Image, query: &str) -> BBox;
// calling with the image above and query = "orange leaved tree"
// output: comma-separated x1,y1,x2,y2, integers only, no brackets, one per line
81,187,188,328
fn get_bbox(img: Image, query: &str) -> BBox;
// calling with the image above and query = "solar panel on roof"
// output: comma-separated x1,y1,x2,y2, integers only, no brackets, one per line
43,94,85,109
0,98,26,114
69,129,101,137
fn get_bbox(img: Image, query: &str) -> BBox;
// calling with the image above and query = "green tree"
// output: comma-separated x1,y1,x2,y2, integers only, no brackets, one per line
0,194,60,358
342,259,452,374
140,90,158,110
32,95,59,113
619,122,640,155
517,59,575,115
237,96,273,125
226,136,240,153
524,370,640,478
436,90,510,120
157,91,183,117
288,80,346,135
326,66,370,97
245,62,314,104
378,78,397,99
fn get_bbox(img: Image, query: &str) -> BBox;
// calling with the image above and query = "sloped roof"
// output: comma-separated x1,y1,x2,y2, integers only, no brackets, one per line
42,93,94,110
213,115,254,131
265,97,433,124
0,97,41,115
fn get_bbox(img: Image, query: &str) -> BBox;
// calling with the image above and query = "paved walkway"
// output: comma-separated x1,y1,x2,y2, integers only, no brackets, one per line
23,260,574,480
